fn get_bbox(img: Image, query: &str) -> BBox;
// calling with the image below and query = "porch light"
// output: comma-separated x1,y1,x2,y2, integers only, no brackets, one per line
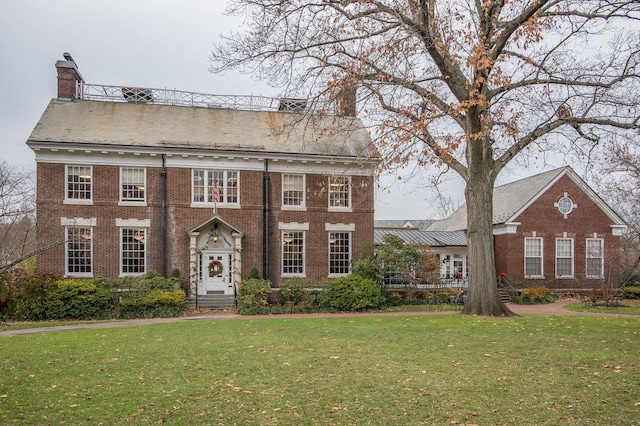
212,223,220,242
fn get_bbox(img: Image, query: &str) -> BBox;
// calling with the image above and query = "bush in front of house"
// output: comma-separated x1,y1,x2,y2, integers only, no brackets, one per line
621,286,640,299
117,288,186,319
0,270,187,321
278,277,317,305
324,274,385,311
43,279,114,319
0,270,58,321
237,278,272,313
516,286,558,305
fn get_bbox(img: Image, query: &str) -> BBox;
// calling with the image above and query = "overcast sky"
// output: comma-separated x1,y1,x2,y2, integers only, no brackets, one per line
1,0,569,220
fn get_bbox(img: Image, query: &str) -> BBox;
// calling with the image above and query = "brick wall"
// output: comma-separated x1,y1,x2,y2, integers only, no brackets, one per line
35,162,375,285
494,174,621,290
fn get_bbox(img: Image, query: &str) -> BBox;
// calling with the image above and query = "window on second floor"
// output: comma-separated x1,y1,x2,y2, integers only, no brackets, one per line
524,237,543,277
66,165,92,203
282,174,305,209
556,238,574,277
192,169,239,206
120,167,146,203
586,238,604,278
329,176,351,210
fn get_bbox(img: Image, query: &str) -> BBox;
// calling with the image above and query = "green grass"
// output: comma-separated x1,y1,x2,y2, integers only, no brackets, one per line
565,299,640,315
1,314,639,425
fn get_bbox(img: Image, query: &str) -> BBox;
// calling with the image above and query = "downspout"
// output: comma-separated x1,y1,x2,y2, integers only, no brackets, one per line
161,154,168,276
263,159,270,280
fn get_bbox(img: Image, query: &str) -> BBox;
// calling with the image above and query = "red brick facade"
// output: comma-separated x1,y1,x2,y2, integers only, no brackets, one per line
36,162,375,287
494,174,622,290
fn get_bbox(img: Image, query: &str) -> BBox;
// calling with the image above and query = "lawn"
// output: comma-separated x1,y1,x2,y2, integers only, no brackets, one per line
1,314,638,425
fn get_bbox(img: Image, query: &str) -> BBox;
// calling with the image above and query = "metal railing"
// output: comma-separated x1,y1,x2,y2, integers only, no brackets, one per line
75,82,332,114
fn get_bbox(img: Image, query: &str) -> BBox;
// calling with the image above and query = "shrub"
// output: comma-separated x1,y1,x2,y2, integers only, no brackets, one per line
351,256,383,284
324,274,385,311
279,278,317,305
517,286,558,305
621,286,640,299
43,279,113,319
3,272,58,321
249,267,261,279
237,278,271,311
118,289,186,318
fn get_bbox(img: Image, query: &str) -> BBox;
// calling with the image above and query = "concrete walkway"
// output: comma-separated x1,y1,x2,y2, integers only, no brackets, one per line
1,299,638,337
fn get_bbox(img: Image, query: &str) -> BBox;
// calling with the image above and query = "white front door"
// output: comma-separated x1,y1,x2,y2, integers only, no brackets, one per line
201,251,233,295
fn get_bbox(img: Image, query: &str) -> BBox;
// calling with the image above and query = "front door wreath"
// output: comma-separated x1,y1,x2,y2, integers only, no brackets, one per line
209,259,223,277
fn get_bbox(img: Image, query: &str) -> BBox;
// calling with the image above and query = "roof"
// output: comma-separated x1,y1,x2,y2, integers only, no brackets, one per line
428,167,626,231
374,219,435,230
28,99,376,160
374,229,467,247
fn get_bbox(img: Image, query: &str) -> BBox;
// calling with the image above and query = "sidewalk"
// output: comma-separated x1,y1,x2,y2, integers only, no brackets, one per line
1,299,638,337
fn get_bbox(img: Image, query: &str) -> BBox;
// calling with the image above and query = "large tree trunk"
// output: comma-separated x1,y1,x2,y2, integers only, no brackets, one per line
461,153,517,316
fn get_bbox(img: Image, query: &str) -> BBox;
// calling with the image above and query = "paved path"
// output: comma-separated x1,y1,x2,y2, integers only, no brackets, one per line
1,300,638,337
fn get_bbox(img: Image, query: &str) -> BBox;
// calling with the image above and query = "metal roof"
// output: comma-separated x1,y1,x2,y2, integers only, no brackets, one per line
374,229,467,247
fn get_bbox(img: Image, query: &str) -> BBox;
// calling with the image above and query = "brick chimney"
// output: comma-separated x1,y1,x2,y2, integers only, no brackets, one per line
55,52,84,100
337,85,357,117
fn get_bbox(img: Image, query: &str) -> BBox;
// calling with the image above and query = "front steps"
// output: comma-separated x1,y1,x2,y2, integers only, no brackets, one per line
188,294,236,310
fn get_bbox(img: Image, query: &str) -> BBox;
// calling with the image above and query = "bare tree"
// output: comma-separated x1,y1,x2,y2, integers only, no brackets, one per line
0,161,36,272
211,1,640,316
599,142,640,284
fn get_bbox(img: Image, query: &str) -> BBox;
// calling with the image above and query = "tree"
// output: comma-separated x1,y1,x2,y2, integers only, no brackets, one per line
0,161,36,273
211,1,640,316
599,142,640,285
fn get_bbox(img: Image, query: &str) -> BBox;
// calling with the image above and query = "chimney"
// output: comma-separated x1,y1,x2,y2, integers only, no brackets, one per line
337,85,357,117
55,52,84,100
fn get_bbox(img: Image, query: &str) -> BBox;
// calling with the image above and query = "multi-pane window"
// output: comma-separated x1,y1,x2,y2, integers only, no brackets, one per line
120,167,146,202
192,169,239,205
282,231,304,276
121,228,146,275
524,237,543,277
282,174,305,208
586,238,604,278
66,227,92,276
329,176,351,209
66,165,92,201
556,238,574,277
329,232,351,276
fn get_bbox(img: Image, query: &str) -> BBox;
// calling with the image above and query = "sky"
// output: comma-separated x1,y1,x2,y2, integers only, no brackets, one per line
0,0,568,220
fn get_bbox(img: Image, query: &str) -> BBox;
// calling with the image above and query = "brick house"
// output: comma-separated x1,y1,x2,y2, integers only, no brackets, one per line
27,54,378,306
426,167,627,291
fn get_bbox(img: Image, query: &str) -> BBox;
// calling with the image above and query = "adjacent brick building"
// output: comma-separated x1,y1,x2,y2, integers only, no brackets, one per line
27,54,378,306
427,167,627,291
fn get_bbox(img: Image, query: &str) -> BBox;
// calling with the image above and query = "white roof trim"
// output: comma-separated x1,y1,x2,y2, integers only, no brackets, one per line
493,222,520,235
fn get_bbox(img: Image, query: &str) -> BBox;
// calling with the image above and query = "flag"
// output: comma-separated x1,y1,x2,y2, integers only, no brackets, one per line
213,180,220,203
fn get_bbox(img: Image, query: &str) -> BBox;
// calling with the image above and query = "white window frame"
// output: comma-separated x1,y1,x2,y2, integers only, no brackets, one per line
64,165,93,204
524,237,544,278
328,176,352,211
191,169,240,207
279,222,308,278
120,227,147,276
586,238,604,278
282,174,306,210
64,227,93,278
555,238,574,278
119,167,146,205
328,231,352,277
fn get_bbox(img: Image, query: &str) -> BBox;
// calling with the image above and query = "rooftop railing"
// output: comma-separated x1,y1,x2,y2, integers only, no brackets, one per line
75,82,332,114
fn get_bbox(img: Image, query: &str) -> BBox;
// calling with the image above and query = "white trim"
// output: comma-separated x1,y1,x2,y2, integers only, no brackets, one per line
116,218,151,227
120,166,147,203
61,217,97,226
278,222,310,231
325,223,356,232
524,236,544,278
611,225,626,236
555,237,575,278
282,173,307,210
585,238,605,279
492,222,520,235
